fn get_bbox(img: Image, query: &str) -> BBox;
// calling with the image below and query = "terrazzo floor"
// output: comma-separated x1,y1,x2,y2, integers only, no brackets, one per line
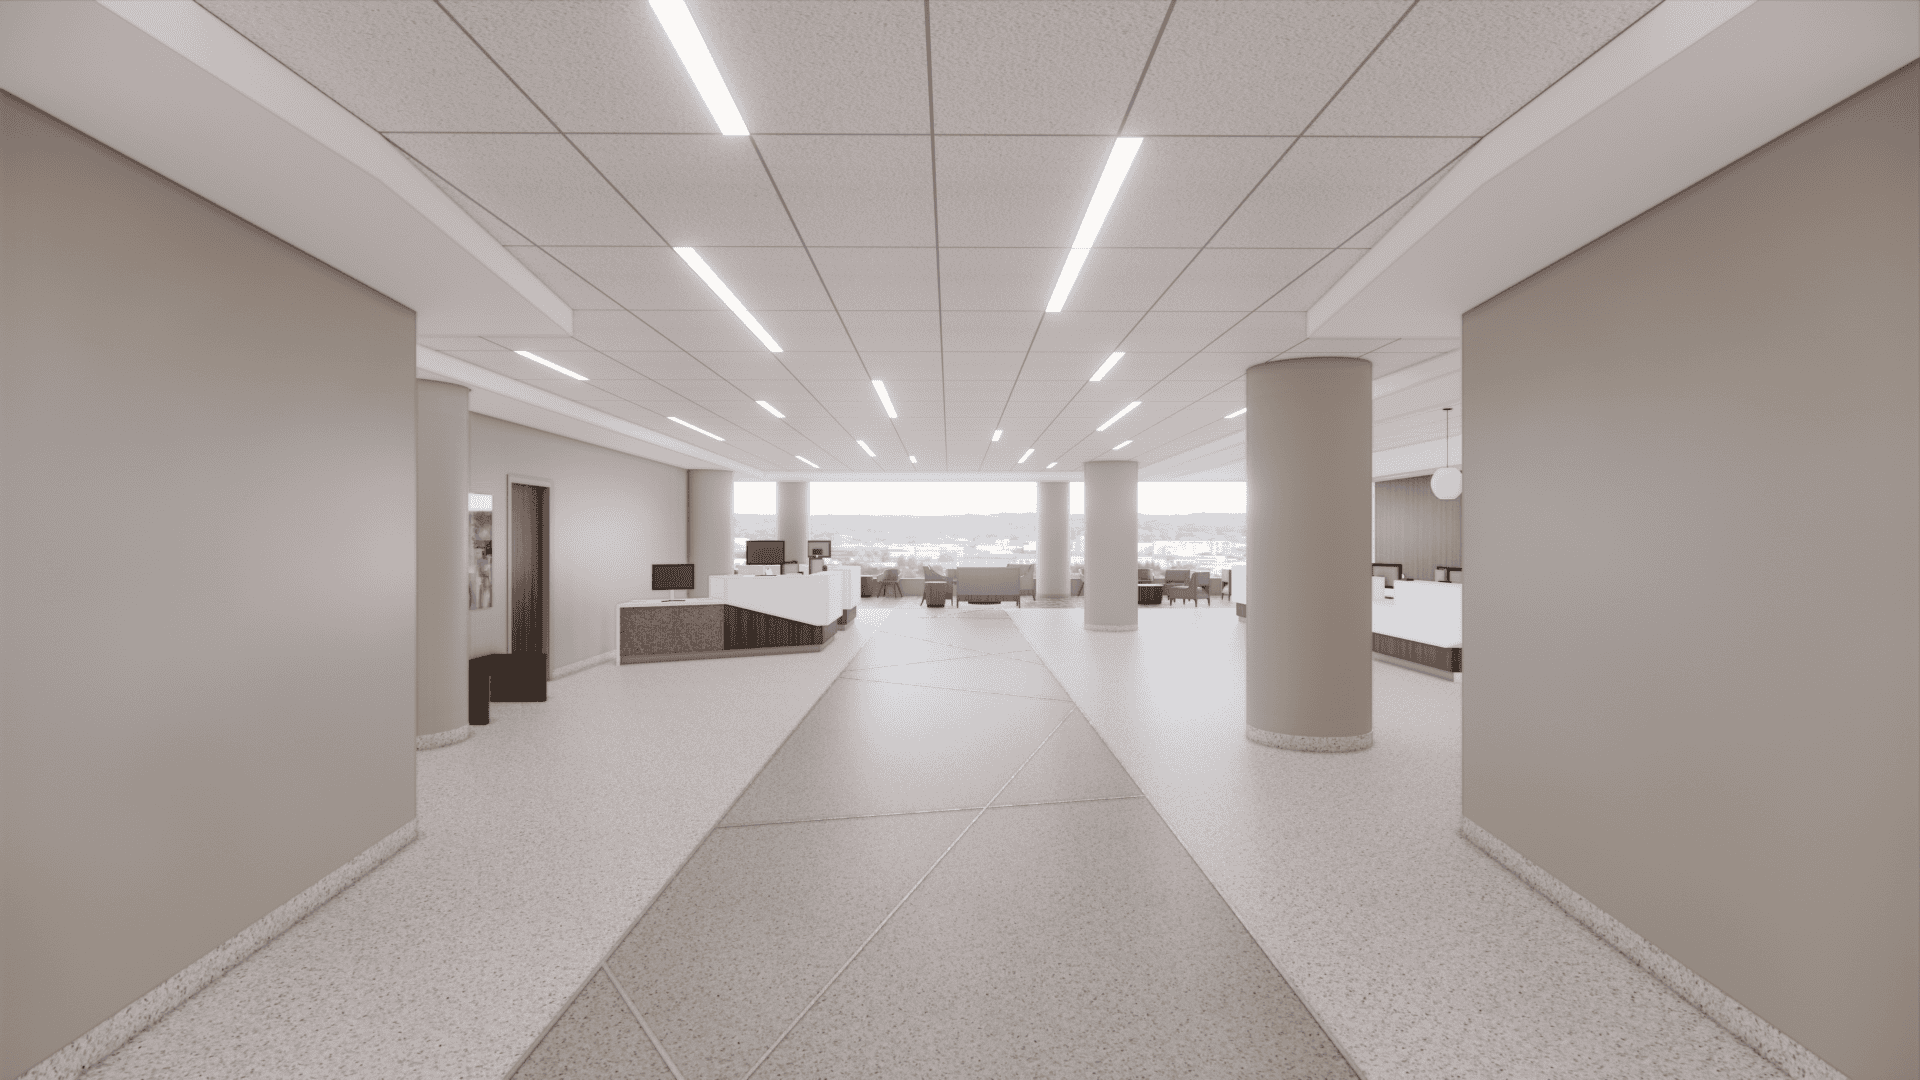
83,597,1786,1080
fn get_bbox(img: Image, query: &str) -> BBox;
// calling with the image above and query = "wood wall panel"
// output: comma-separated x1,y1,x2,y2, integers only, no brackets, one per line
1372,476,1462,580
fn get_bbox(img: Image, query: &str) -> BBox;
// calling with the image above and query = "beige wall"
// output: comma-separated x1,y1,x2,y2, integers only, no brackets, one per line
1463,65,1918,1079
0,94,417,1077
467,414,687,668
1372,476,1462,581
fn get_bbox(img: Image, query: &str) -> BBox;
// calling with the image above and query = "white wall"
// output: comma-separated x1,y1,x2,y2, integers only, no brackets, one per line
0,92,416,1077
1464,65,1918,1080
467,414,687,669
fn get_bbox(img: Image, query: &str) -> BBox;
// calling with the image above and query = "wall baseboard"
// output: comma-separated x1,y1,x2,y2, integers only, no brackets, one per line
23,820,418,1080
1459,817,1842,1080
416,726,471,750
552,650,617,680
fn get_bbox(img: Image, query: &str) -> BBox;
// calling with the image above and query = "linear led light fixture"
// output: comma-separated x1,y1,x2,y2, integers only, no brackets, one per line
1225,407,1248,419
857,440,876,457
909,455,918,464
871,380,897,418
1112,440,1132,451
1089,352,1124,382
1095,400,1142,432
992,429,1003,442
1018,448,1035,464
514,351,588,381
756,400,786,418
1045,138,1144,312
674,248,782,352
667,416,725,441
795,455,819,468
649,0,748,135
1046,462,1058,469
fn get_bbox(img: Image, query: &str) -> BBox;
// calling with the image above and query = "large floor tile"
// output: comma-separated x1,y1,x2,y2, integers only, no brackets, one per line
992,713,1142,807
841,632,983,671
872,611,1031,653
513,970,673,1080
840,653,1073,701
721,680,1074,826
754,799,1355,1080
609,811,974,1080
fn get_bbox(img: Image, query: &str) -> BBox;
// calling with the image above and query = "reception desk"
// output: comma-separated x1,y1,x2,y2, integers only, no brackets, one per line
621,567,860,663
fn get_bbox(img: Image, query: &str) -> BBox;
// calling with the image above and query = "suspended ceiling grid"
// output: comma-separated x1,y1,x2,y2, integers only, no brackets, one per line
201,0,1658,477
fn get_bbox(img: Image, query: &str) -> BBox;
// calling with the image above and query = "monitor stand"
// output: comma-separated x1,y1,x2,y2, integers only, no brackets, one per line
663,590,685,602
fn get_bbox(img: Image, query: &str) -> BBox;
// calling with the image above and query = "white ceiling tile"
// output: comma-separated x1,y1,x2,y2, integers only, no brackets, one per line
1001,399,1066,419
756,311,857,352
938,249,1062,311
576,136,800,246
697,356,794,382
1029,312,1139,353
1172,353,1266,380
389,135,662,245
413,160,530,244
637,310,770,352
928,1,1165,134
1365,351,1443,378
606,353,714,381
1018,354,1107,381
698,1,930,133
1064,248,1197,311
506,247,619,309
1155,249,1326,312
1149,382,1222,403
1259,249,1368,312
944,381,1015,401
1123,2,1408,135
943,354,1027,381
597,380,683,404
657,380,745,402
1206,312,1309,354
1012,381,1087,402
935,137,1113,246
1345,165,1453,248
689,248,835,310
569,310,680,352
944,402,1005,419
1118,311,1241,352
757,137,935,245
1311,1,1658,137
840,311,942,352
942,311,1042,352
1375,338,1463,353
443,0,711,132
545,248,718,310
768,354,871,381
1097,138,1292,246
809,381,888,402
1077,380,1156,402
810,248,940,310
205,1,552,132
883,381,946,402
520,379,623,403
1213,137,1472,248
1107,353,1192,381
1296,337,1398,355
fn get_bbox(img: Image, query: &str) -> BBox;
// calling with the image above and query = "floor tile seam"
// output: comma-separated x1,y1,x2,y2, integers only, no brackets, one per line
714,805,990,829
739,712,1077,1080
500,619,884,1080
986,793,1147,811
832,673,1073,703
1007,617,1376,1080
600,963,688,1080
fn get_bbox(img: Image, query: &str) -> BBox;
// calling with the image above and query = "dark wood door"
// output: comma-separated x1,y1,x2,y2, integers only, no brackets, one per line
510,482,548,663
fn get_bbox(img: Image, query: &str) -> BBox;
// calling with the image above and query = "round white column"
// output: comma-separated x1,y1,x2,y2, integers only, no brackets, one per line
686,470,734,595
1036,481,1071,600
1245,357,1374,751
776,481,809,569
416,379,470,749
1082,460,1138,631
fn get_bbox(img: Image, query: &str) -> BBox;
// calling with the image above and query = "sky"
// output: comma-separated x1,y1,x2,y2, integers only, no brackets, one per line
734,481,1246,516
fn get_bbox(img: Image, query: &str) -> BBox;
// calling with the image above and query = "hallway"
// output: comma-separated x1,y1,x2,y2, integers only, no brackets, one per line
514,604,1352,1078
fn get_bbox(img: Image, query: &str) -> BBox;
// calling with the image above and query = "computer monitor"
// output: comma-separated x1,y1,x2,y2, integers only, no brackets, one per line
651,563,696,591
744,540,786,566
808,540,831,558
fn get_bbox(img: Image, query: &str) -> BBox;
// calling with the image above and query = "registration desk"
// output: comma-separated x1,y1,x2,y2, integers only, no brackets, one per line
620,567,859,664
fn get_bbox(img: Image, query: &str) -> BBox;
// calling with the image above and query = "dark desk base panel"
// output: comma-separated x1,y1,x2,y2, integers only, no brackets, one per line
623,605,856,664
1371,632,1462,673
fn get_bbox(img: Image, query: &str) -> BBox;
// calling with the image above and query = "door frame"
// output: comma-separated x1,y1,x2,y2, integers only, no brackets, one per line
505,474,553,680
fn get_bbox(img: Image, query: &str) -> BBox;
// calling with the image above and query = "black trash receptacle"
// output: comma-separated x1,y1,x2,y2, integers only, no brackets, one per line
468,653,548,725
